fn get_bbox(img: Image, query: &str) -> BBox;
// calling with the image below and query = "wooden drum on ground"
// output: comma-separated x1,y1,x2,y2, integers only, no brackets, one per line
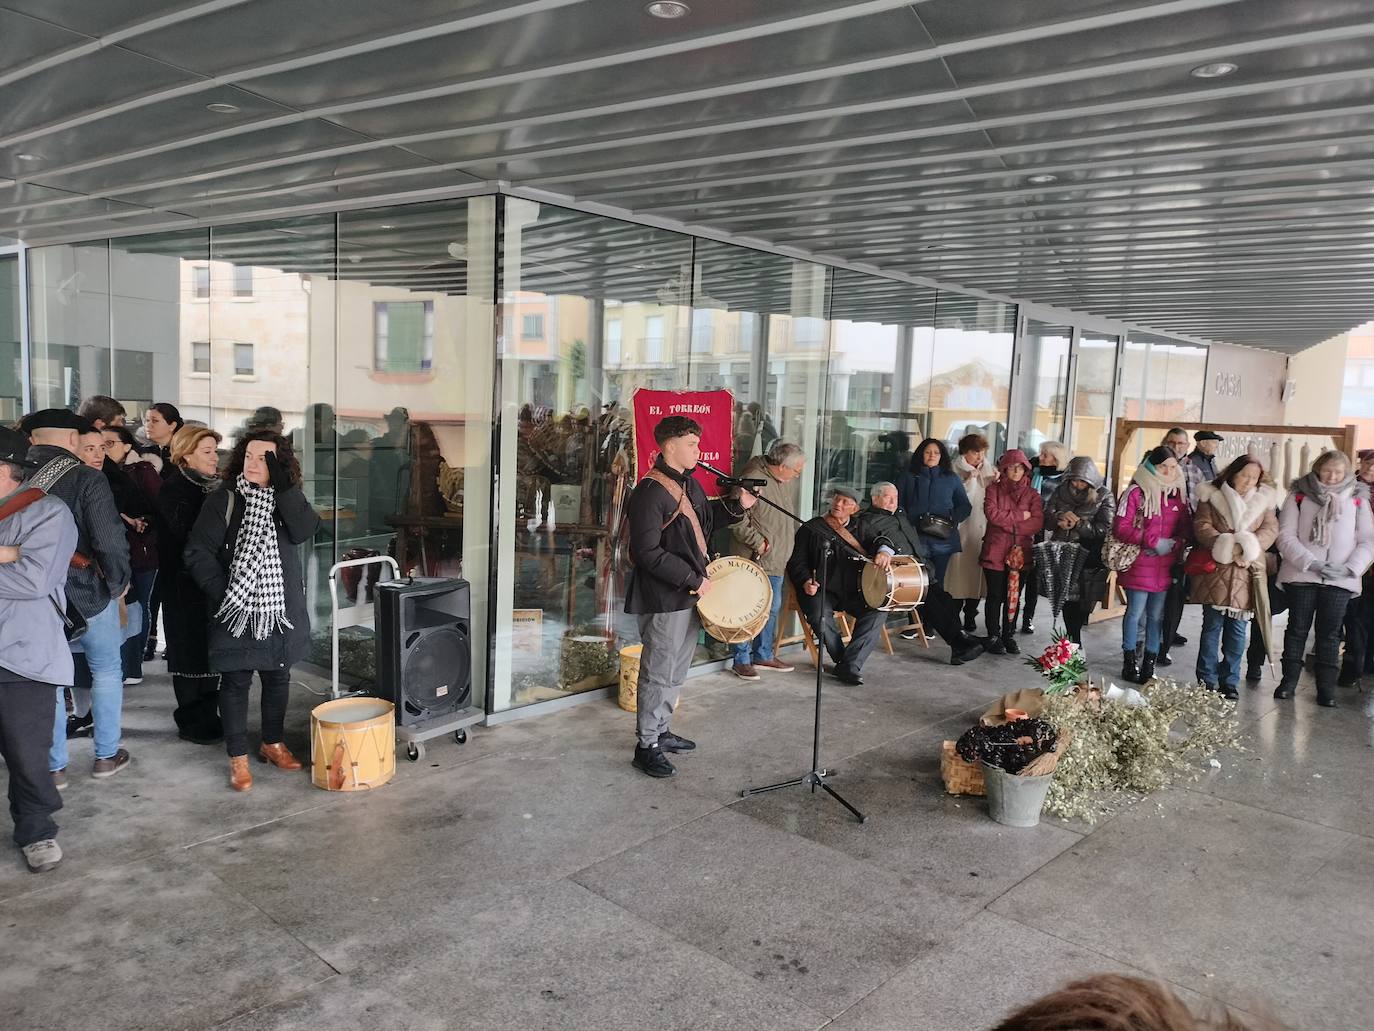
696,556,774,645
861,555,930,612
310,697,396,791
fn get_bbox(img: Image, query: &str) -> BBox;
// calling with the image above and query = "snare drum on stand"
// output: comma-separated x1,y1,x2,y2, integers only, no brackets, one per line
861,555,930,612
696,556,774,644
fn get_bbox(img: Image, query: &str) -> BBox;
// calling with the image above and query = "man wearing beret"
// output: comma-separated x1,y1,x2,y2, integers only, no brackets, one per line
1185,430,1224,499
787,486,887,685
0,427,78,871
19,409,133,783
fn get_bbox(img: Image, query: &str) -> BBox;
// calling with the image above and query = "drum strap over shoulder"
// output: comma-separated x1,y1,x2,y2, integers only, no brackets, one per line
824,515,869,560
644,468,709,560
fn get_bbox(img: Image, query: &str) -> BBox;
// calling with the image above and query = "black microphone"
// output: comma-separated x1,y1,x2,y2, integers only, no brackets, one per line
696,460,767,489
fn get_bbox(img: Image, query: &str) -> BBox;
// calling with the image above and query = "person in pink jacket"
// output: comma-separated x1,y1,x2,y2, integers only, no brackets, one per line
1274,450,1374,706
979,450,1044,655
1113,446,1192,683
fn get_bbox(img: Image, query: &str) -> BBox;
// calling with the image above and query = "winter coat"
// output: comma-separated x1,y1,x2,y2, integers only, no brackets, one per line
945,458,995,599
728,456,801,577
155,468,217,676
0,492,78,687
896,466,971,558
184,483,321,673
102,456,159,573
980,455,1044,570
1113,484,1193,593
624,457,744,615
786,513,891,611
1188,482,1280,612
1041,458,1116,604
1276,484,1374,596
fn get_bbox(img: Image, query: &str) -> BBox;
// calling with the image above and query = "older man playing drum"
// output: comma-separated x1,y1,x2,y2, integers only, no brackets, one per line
854,482,986,666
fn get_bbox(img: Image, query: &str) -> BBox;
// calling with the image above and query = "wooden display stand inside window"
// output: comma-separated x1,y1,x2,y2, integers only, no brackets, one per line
1089,418,1359,623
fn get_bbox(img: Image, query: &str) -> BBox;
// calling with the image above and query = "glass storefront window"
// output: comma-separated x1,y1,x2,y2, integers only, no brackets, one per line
1013,318,1073,453
0,254,21,422
28,242,112,411
930,294,1016,455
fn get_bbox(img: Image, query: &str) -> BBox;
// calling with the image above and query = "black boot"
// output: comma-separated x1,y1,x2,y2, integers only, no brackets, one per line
1020,614,1035,635
1245,663,1263,683
1274,657,1301,699
1139,651,1158,682
951,637,984,666
1337,666,1361,688
1002,633,1021,655
1316,667,1339,708
1121,650,1140,684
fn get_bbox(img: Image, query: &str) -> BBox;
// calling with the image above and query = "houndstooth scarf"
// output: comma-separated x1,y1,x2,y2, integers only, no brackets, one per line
215,474,294,640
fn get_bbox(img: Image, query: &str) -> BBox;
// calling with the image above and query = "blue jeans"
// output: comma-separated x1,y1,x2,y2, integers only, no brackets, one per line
51,597,124,768
122,570,157,680
732,575,785,665
1122,589,1168,654
1196,605,1249,688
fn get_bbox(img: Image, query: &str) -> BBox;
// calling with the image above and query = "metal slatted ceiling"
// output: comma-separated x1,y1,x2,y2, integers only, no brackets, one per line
3,0,1374,350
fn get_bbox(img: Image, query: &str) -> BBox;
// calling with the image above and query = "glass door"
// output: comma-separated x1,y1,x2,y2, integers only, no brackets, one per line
0,253,20,422
1071,331,1121,470
1011,317,1072,454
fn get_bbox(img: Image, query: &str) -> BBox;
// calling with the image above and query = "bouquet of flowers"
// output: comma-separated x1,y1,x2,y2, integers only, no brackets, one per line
1027,633,1087,695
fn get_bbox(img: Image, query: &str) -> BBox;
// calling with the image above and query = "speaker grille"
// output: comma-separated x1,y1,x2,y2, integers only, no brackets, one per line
401,624,471,714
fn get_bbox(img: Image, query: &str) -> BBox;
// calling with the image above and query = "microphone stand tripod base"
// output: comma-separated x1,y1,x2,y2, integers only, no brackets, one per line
740,768,867,823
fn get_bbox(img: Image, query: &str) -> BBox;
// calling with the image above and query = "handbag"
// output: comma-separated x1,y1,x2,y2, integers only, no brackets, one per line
917,513,956,539
1184,547,1218,577
1101,490,1143,573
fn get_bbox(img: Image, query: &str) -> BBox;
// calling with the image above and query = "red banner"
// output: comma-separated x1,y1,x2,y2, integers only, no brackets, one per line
632,388,734,496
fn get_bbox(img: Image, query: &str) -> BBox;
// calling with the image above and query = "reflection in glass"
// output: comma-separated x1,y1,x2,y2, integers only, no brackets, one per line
28,242,112,410
1073,333,1119,469
930,295,1015,456
1014,319,1072,452
0,255,20,422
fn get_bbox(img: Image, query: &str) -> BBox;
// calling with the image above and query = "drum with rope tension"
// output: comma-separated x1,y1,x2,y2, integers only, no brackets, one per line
695,556,774,644
861,555,930,612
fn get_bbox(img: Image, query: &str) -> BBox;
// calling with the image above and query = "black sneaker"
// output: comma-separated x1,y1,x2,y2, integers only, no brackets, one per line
633,744,676,778
1002,636,1020,656
1172,634,1188,647
1156,653,1173,668
984,637,1006,656
1020,620,1035,636
1244,666,1263,683
659,730,696,753
66,713,93,739
1220,684,1239,700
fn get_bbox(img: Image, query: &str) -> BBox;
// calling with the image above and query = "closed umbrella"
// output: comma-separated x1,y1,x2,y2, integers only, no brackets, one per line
1249,565,1277,677
1034,539,1088,628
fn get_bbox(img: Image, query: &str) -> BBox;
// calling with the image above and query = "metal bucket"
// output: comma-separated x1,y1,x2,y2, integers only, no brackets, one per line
981,763,1053,827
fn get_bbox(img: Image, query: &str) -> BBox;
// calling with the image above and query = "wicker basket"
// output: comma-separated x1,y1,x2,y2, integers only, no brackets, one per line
941,740,986,796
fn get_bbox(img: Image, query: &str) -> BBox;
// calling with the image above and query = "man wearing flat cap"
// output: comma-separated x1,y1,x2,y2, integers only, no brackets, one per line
0,426,78,871
1185,430,1224,499
20,409,133,783
787,486,888,685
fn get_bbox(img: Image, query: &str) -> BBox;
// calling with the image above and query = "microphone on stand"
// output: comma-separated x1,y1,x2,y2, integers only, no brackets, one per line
695,460,767,490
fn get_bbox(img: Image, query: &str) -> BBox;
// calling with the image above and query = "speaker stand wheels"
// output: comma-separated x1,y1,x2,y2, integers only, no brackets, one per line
405,741,425,763
454,729,467,745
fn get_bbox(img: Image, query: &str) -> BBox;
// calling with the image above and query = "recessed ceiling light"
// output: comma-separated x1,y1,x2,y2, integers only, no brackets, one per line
1190,61,1238,79
1027,173,1058,185
645,1,690,18
15,153,40,162
206,102,240,113
379,224,395,229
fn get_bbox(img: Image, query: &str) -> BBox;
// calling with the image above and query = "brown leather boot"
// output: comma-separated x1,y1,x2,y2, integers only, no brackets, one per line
258,742,303,771
229,754,253,792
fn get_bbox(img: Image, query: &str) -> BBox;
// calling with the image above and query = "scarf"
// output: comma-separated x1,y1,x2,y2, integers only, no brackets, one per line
953,453,996,489
1130,460,1181,522
214,474,293,640
1293,470,1366,548
180,465,219,492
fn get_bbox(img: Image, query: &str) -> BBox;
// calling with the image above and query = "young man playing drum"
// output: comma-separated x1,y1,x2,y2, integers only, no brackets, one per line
855,482,985,666
624,415,755,778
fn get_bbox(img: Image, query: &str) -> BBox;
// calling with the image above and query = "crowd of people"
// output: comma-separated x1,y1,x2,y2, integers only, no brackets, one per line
708,423,1374,714
0,396,319,873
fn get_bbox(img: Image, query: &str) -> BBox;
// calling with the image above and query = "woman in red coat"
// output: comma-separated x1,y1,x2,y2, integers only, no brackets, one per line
980,449,1044,655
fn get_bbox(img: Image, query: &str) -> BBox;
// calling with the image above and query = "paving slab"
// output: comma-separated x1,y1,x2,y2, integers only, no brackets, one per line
212,878,826,1031
0,851,334,1031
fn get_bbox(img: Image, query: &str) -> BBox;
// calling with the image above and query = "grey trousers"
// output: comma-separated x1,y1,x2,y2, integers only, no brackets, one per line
635,609,698,748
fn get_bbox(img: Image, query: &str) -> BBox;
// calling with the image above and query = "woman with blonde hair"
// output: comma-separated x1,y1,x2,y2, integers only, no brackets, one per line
944,432,997,634
154,425,224,742
1274,449,1374,706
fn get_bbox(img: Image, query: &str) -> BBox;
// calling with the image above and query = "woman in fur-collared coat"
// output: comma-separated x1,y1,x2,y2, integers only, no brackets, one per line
1189,457,1280,699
